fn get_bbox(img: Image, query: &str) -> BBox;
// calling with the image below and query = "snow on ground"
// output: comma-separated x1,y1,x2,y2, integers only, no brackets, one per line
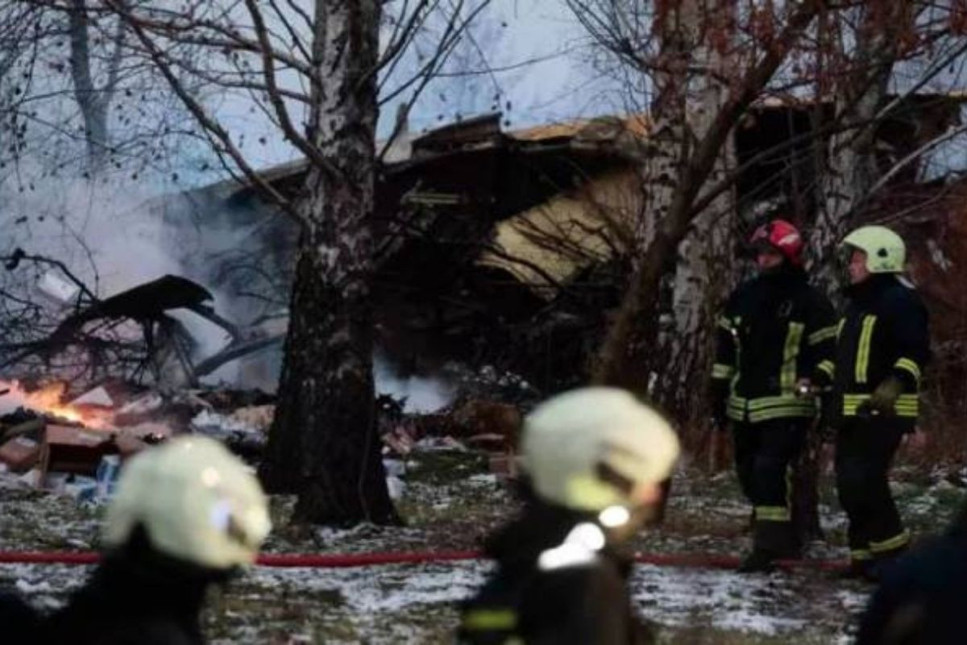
0,559,868,643
1,446,964,643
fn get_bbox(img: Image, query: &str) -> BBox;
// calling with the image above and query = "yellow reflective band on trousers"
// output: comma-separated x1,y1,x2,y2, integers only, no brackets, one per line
850,549,873,562
462,609,518,631
727,395,815,422
808,325,838,345
755,506,791,522
894,358,922,385
870,530,910,554
712,363,734,380
842,394,919,418
854,316,877,384
781,323,805,392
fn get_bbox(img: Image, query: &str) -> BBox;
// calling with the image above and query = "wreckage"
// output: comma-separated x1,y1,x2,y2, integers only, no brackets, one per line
0,255,284,391
153,97,967,394
3,101,967,493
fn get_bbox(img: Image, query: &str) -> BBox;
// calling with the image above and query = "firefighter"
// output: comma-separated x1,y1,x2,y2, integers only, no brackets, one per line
711,218,836,572
811,225,929,580
855,502,967,644
457,387,680,645
43,436,272,644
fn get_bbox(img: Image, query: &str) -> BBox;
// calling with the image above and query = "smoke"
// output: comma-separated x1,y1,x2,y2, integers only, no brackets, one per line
373,354,455,413
0,177,260,384
1,178,184,295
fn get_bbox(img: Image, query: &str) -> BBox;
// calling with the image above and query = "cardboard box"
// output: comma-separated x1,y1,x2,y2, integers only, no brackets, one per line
0,436,43,473
40,424,117,480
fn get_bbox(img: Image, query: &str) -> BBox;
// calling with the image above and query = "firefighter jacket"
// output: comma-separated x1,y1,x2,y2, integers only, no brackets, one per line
712,266,837,424
457,501,654,645
856,505,967,644
43,530,224,645
815,274,929,429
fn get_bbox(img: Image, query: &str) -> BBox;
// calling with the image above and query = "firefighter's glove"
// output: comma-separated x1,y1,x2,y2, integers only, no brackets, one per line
794,378,813,398
865,376,904,417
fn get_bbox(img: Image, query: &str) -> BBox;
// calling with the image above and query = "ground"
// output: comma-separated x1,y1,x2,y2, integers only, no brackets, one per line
1,445,965,644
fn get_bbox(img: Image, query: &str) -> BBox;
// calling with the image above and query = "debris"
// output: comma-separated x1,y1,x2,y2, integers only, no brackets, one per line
67,387,114,408
450,399,521,445
382,427,417,456
0,417,45,445
0,436,43,473
36,270,81,309
40,424,117,482
189,408,266,459
488,453,519,480
386,475,406,500
95,455,121,499
228,405,274,433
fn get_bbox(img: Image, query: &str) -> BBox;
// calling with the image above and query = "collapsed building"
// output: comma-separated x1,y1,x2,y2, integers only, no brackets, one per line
3,94,967,488
151,95,967,395
2,94,965,399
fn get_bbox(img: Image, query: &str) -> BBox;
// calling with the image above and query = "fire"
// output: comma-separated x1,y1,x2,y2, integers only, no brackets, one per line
0,380,115,429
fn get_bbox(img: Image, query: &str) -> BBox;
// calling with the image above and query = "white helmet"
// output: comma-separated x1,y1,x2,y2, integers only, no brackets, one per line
520,387,680,512
102,436,271,570
841,225,906,273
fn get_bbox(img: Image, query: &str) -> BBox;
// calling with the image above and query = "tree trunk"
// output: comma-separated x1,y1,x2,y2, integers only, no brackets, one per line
259,0,397,526
661,1,737,425
68,0,109,171
593,0,695,391
796,4,908,541
809,4,907,289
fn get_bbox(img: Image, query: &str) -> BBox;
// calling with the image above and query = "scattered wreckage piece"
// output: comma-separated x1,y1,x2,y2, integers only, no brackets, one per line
379,396,522,479
2,269,284,390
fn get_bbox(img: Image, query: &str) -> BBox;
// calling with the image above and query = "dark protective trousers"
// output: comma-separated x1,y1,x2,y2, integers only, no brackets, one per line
835,417,909,563
732,419,808,555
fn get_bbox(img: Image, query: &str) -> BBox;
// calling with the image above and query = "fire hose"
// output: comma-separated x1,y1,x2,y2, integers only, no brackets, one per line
0,549,849,571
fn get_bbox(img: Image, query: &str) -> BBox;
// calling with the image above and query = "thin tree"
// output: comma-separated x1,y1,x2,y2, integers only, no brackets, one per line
93,0,491,524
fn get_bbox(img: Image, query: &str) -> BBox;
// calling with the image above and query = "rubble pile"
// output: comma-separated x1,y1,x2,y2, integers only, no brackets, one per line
0,361,533,507
0,380,280,503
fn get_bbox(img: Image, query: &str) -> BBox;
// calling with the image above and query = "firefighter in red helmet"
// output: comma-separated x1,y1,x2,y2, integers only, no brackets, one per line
711,219,836,571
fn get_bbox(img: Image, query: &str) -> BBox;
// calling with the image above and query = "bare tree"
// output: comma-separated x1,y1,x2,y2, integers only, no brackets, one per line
66,0,125,170
574,0,824,398
76,0,493,525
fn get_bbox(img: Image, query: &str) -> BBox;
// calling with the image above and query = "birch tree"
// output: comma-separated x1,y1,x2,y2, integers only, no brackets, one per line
80,0,492,525
570,0,824,406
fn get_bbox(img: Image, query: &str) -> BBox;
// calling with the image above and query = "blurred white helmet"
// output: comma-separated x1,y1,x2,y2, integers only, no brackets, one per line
102,435,271,570
520,387,680,512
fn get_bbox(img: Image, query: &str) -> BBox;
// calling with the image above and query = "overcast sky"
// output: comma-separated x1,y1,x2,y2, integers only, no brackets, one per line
202,0,625,178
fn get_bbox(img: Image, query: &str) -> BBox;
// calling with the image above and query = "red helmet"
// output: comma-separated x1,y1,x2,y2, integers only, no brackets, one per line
749,219,804,266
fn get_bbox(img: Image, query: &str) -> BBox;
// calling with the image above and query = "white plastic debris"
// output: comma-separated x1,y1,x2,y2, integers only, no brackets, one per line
382,458,405,478
386,475,406,500
36,270,81,308
69,386,114,408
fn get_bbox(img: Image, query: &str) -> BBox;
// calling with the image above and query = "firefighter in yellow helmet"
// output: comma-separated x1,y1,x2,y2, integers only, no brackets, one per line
812,225,929,581
457,387,680,645
44,436,272,644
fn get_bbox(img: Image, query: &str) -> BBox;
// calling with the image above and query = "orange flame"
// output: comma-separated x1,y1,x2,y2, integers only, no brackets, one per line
3,381,115,429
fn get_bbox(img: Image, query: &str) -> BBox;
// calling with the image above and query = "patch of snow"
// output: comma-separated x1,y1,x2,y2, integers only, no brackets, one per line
465,473,497,487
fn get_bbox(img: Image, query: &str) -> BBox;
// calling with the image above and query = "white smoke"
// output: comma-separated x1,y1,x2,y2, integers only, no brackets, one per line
373,354,455,413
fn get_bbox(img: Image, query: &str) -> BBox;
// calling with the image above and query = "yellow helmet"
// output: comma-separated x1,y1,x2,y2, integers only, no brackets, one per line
102,436,271,570
841,225,906,273
520,387,680,512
